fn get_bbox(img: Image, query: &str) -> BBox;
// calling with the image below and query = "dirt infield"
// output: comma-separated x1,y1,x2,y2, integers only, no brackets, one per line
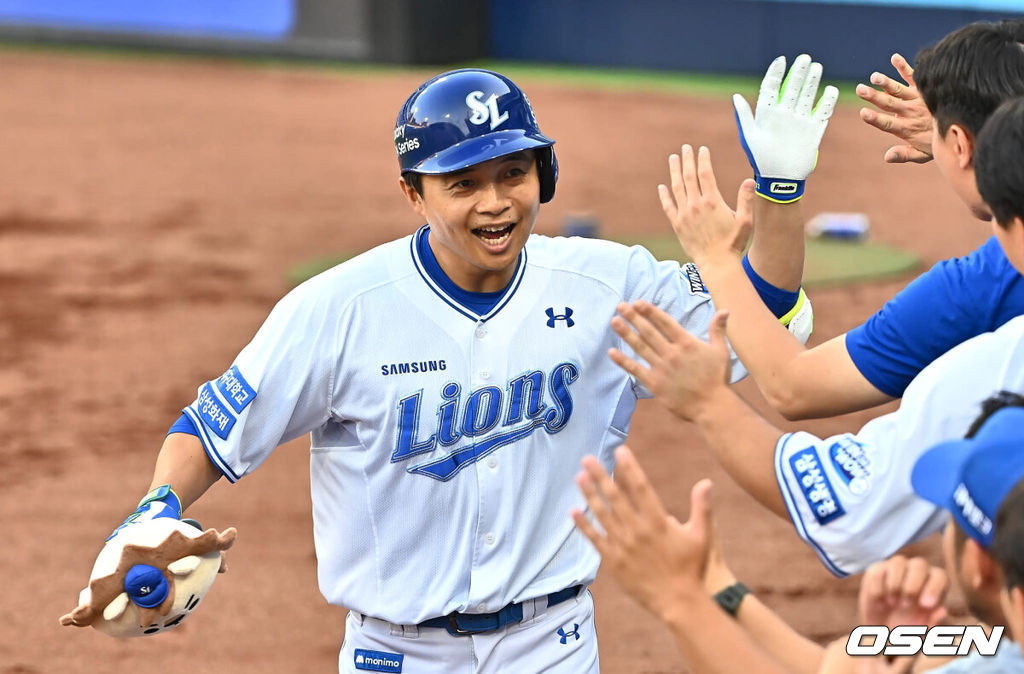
0,50,991,673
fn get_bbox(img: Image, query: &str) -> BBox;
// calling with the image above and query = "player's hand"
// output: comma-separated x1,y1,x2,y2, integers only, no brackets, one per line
571,446,715,620
857,555,948,628
610,304,731,422
856,53,933,164
658,144,753,268
733,54,839,202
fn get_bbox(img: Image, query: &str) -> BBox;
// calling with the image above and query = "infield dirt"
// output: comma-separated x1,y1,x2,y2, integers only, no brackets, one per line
0,50,985,673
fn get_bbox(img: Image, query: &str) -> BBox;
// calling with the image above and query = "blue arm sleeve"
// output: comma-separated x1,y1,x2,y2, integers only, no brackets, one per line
742,254,801,319
846,237,1024,398
167,412,199,437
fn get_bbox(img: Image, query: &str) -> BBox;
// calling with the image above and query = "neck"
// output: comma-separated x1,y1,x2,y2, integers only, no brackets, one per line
427,234,517,293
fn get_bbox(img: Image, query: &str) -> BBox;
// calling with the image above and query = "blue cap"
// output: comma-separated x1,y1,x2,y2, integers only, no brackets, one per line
395,69,554,175
124,564,170,608
911,406,1024,547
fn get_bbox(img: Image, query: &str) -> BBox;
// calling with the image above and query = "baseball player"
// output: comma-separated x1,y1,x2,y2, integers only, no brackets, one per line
642,20,1024,423
610,93,1024,577
63,64,830,672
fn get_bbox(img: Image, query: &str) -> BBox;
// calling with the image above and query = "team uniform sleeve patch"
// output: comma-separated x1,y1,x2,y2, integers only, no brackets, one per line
215,365,257,413
195,382,237,440
787,444,845,526
775,427,946,578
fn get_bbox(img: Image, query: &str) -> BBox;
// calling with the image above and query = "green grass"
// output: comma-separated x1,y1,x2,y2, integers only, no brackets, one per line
287,235,919,289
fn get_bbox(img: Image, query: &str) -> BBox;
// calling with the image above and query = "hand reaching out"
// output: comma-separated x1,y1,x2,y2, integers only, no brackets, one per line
658,144,755,269
856,53,933,164
571,446,717,620
610,304,732,422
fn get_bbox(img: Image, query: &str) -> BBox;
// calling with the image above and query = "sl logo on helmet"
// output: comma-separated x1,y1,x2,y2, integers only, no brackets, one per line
466,90,509,130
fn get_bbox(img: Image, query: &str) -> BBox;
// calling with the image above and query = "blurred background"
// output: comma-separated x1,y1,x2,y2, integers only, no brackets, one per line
2,1,1021,673
0,0,1017,76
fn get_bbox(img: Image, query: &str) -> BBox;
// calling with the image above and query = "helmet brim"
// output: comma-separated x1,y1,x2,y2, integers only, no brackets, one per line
411,129,554,174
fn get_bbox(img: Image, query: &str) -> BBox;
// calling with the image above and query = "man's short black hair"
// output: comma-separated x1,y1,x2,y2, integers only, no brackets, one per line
402,171,423,197
971,391,1024,589
915,20,1024,138
975,97,1024,227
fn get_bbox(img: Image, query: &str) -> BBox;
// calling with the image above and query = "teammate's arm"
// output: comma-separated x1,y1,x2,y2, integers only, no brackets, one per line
660,139,894,419
610,310,787,516
572,448,820,674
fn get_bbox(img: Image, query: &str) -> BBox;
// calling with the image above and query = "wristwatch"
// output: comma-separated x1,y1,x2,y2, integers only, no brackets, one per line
713,581,750,616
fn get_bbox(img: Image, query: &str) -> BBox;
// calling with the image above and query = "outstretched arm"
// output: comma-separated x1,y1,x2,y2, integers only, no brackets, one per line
610,309,787,517
572,447,822,673
660,144,894,419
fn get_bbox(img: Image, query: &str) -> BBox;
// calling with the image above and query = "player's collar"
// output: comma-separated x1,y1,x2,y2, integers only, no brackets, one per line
410,225,527,323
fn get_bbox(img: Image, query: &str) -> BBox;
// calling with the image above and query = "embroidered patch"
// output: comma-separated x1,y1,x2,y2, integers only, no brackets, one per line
196,382,236,440
828,436,872,496
789,447,845,525
682,262,708,295
215,365,256,414
354,649,403,673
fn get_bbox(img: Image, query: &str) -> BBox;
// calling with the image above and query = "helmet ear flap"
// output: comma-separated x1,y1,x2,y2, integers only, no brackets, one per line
538,146,558,204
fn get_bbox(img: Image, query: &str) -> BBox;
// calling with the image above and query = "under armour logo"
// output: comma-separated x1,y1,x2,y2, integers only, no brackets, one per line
546,307,575,328
557,623,581,644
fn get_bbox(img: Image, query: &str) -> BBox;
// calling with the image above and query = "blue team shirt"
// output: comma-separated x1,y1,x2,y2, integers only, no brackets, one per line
846,236,1024,398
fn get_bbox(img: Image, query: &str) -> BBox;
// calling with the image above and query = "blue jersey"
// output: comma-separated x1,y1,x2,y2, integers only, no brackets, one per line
846,236,1024,398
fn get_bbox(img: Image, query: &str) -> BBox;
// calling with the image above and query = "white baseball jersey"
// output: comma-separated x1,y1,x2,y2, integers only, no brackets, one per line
184,226,743,624
776,313,1024,577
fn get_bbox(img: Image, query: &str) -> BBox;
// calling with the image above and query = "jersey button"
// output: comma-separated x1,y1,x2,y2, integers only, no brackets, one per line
487,457,497,469
475,326,487,339
484,533,496,546
477,603,487,612
479,370,491,380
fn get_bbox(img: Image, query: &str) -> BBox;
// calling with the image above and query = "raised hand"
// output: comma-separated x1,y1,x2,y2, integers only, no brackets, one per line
733,54,839,202
856,53,933,164
610,303,731,422
572,445,716,619
658,144,755,268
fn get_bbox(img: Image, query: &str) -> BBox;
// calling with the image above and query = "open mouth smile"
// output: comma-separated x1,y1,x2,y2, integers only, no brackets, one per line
472,222,517,247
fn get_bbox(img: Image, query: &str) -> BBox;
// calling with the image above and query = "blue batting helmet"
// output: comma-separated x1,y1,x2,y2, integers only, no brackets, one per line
395,69,558,203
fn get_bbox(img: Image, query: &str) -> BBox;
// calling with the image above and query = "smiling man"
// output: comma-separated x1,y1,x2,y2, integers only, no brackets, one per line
62,66,830,673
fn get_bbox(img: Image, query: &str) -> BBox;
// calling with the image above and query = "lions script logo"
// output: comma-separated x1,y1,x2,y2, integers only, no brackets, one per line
393,362,579,481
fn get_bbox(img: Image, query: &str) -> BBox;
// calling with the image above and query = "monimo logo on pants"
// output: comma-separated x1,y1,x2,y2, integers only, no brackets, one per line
354,648,404,673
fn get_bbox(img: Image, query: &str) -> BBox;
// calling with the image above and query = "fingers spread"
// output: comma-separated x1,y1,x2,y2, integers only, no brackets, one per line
779,54,811,111
616,302,672,357
680,144,701,200
634,299,689,343
608,347,652,386
757,55,786,113
891,53,915,86
695,146,719,198
613,445,669,520
813,85,839,123
658,183,679,222
795,60,822,116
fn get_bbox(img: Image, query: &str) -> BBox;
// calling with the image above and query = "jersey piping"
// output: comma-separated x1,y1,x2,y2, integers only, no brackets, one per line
409,225,527,323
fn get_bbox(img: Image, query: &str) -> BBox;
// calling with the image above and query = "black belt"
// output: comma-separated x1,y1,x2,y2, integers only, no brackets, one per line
419,585,583,636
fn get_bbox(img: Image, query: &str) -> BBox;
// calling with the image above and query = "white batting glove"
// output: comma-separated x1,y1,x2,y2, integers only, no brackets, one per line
733,54,839,203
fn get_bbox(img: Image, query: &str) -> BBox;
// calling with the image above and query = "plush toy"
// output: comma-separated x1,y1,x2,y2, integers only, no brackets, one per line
59,517,236,637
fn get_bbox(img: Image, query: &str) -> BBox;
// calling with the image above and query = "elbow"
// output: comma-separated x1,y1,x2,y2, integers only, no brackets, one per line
762,385,815,422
